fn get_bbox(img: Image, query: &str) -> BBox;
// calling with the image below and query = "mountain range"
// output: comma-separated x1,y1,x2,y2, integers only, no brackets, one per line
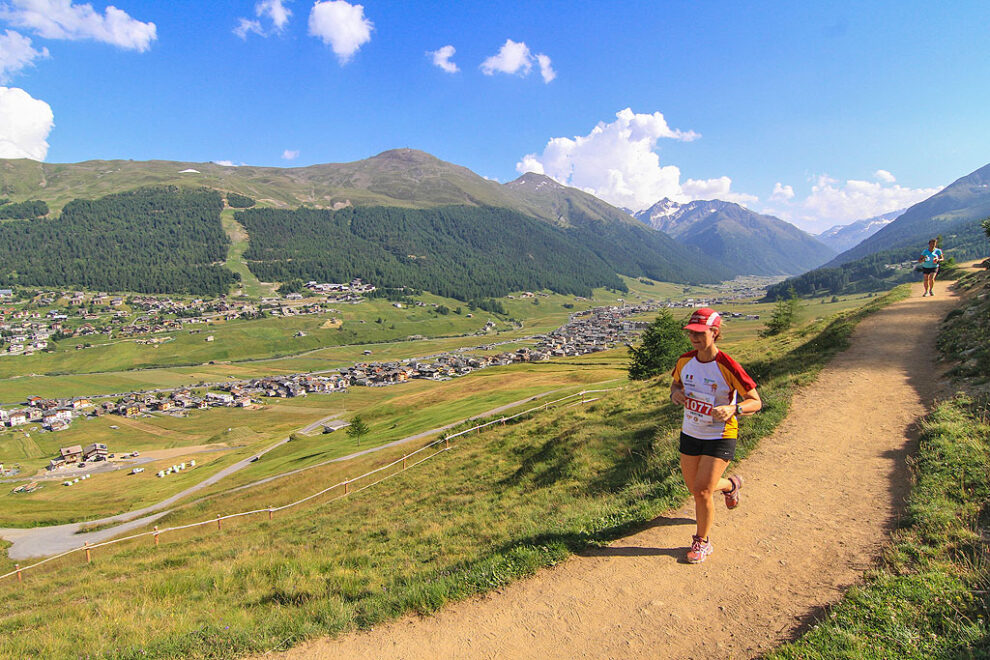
764,161,990,300
633,198,836,276
0,150,732,294
816,210,902,253
825,162,990,268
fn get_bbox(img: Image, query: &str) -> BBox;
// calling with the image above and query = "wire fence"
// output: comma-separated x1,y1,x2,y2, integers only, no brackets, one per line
1,387,620,584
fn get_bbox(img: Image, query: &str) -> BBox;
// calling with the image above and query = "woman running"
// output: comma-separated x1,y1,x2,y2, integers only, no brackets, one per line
670,308,761,564
918,238,943,296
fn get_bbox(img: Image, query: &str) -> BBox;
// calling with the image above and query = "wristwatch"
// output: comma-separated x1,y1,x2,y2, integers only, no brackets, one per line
735,402,743,416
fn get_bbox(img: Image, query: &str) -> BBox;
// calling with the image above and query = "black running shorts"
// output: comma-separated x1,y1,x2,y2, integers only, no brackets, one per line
679,432,736,461
922,266,937,274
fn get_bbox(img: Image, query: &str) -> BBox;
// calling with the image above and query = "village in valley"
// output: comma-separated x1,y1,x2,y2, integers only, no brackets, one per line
0,275,773,488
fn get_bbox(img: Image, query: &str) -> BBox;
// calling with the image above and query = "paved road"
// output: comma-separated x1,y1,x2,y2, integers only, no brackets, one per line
0,391,560,561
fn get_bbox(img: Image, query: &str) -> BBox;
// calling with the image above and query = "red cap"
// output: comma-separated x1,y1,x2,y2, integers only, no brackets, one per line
683,308,721,332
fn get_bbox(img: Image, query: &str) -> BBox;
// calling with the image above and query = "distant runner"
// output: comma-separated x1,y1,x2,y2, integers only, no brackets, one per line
918,238,943,297
670,308,761,564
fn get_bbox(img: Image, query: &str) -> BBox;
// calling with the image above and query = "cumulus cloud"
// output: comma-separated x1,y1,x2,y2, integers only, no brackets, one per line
683,176,758,204
213,160,238,167
0,85,53,160
0,0,156,51
282,149,299,160
770,182,795,201
0,29,48,82
481,39,555,83
874,169,896,183
536,53,555,83
481,39,531,76
234,0,292,39
308,0,372,63
428,44,458,73
516,108,757,210
762,172,942,233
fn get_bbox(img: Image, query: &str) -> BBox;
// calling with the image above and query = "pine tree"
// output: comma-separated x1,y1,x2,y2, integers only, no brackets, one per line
627,309,691,380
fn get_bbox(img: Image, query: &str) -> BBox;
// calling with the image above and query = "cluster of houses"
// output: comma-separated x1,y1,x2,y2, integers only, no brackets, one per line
303,279,376,297
111,389,254,417
0,307,63,355
48,442,108,470
1,396,91,432
536,304,658,357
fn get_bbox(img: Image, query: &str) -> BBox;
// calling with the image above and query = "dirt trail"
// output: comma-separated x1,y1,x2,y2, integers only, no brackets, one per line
263,281,960,660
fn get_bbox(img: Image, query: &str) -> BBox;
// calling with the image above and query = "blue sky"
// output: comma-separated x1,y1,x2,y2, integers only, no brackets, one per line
1,1,988,232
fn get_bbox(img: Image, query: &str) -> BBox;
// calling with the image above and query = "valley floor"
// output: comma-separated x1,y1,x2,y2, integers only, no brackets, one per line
261,280,957,659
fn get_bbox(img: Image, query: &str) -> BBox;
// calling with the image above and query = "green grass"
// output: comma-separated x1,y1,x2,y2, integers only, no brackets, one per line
220,209,275,299
0,355,626,527
0,286,906,659
767,394,990,659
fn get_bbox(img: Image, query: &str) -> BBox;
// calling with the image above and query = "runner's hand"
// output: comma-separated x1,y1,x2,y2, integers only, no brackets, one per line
712,405,735,422
670,389,687,406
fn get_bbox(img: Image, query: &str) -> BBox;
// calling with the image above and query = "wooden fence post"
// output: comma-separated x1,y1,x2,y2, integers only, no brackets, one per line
402,457,407,470
85,542,91,564
268,506,273,521
15,564,21,583
344,481,349,495
216,514,222,531
154,525,160,547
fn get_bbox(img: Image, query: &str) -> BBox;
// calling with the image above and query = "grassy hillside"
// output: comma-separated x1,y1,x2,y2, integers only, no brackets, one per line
0,150,588,221
0,287,906,658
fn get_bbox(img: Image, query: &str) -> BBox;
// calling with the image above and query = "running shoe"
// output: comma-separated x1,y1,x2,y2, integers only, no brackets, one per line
686,535,713,564
724,474,744,509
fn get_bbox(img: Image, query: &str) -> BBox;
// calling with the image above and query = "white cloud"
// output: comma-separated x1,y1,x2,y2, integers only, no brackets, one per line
234,0,292,39
481,39,555,83
233,18,264,39
683,176,758,205
308,0,372,64
874,169,895,183
516,108,754,211
428,44,458,73
762,172,942,233
282,149,299,160
213,160,237,167
0,0,156,51
258,0,291,31
770,182,795,201
0,85,53,160
536,53,555,83
482,39,531,76
0,29,48,82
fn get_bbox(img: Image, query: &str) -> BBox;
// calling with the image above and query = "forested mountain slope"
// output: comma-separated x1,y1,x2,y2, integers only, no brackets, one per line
241,205,638,300
0,187,237,295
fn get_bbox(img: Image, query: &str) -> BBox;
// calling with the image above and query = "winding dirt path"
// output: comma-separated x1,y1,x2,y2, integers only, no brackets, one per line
265,280,959,660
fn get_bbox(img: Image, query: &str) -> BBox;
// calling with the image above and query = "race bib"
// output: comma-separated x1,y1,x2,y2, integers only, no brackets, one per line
685,390,715,423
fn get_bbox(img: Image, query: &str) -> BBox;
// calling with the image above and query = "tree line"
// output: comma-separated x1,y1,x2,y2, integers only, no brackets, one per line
237,205,628,300
0,199,48,219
